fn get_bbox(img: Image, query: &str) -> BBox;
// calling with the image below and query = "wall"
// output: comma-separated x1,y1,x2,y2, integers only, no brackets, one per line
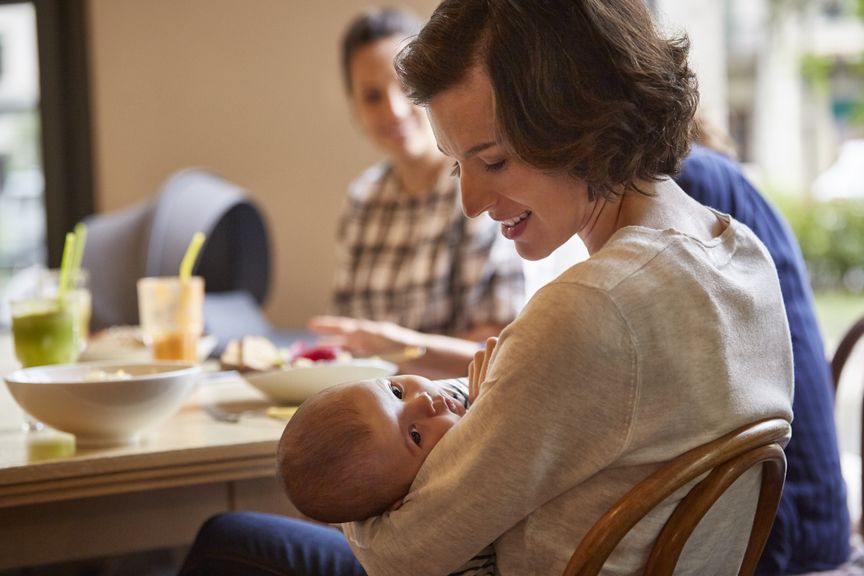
86,0,437,328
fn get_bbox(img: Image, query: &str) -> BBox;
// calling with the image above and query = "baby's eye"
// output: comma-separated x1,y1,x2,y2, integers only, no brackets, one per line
410,427,422,446
389,381,403,400
450,162,461,178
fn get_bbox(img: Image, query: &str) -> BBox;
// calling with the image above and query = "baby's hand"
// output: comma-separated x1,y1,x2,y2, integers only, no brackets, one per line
468,337,497,404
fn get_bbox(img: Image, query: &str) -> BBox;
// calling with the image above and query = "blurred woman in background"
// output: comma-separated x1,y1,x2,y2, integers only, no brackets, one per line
308,7,524,378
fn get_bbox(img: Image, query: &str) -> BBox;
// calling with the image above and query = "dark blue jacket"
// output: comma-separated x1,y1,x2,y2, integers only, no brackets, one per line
676,145,850,574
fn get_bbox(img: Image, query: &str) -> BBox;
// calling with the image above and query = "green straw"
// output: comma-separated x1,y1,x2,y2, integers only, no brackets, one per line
57,232,77,300
179,232,206,280
70,222,88,280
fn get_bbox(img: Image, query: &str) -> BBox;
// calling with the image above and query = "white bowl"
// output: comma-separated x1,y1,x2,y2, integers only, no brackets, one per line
244,359,397,405
4,361,201,446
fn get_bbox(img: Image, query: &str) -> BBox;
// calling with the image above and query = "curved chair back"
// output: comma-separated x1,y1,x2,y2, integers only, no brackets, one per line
830,314,864,529
146,168,270,304
81,168,271,331
562,418,790,576
81,200,155,330
831,315,864,393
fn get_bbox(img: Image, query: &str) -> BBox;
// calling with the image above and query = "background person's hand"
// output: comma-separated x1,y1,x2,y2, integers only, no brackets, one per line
468,336,497,404
307,315,417,358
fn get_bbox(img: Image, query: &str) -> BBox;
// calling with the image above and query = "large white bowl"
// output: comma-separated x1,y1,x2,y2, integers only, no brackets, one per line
4,361,201,446
244,359,397,405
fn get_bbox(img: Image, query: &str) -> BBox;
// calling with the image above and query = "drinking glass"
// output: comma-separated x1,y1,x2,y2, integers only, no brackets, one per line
36,268,91,347
10,294,82,431
137,276,204,362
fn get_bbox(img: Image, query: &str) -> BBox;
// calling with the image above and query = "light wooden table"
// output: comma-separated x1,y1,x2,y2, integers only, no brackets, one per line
0,334,299,571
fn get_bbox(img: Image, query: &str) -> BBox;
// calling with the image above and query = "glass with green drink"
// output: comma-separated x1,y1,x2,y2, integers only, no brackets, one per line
11,294,81,368
10,294,81,432
8,230,86,433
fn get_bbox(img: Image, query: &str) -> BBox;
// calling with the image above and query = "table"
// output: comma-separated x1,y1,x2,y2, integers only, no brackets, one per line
0,334,299,570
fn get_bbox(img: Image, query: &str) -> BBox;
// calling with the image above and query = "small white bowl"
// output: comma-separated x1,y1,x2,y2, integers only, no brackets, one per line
4,361,201,446
244,359,397,405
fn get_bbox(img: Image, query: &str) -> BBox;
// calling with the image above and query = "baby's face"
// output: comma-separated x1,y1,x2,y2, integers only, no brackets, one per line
348,375,466,495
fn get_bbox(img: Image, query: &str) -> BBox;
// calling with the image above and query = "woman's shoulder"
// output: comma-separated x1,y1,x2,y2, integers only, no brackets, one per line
545,227,676,292
538,219,770,301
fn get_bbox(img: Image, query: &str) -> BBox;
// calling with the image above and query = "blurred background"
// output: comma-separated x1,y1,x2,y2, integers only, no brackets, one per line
0,0,862,433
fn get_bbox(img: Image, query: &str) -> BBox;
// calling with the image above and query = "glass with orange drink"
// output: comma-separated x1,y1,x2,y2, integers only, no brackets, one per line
136,276,204,362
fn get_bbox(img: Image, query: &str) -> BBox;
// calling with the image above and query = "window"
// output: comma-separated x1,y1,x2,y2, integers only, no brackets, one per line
0,2,42,324
0,0,93,327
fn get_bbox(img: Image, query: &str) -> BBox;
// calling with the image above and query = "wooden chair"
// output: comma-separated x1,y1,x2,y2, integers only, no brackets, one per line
562,418,791,576
831,315,864,394
830,313,864,529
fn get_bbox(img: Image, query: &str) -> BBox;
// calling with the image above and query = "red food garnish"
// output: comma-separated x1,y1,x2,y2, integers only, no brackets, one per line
295,344,341,362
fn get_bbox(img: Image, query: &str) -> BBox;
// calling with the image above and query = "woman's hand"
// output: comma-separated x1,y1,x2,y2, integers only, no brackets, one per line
468,336,497,404
307,315,416,357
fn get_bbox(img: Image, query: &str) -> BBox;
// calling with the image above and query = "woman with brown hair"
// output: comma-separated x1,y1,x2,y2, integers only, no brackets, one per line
180,1,792,574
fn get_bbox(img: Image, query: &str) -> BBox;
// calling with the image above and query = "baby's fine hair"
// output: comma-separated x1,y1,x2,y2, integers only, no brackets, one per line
277,383,397,523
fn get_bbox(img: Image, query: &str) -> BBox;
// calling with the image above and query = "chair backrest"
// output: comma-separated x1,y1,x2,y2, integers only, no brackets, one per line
830,314,864,529
146,168,271,305
81,168,271,331
81,200,155,330
562,418,790,576
831,315,864,394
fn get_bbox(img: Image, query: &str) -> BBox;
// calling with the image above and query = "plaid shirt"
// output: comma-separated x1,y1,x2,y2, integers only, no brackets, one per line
332,162,524,335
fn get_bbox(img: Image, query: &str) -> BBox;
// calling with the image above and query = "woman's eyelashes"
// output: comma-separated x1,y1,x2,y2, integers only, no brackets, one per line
485,159,506,172
449,159,506,179
389,381,404,400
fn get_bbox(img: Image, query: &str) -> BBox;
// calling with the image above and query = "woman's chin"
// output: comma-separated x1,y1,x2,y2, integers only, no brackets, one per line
515,242,553,262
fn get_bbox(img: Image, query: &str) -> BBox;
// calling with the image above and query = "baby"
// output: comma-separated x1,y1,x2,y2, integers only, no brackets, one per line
276,374,470,523
277,339,497,575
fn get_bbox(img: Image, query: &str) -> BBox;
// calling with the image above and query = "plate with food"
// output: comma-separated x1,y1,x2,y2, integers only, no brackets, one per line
220,336,397,405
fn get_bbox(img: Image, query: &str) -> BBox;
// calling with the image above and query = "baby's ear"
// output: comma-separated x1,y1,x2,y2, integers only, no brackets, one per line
389,498,404,511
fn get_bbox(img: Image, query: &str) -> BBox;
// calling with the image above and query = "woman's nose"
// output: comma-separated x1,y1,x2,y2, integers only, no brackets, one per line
460,173,497,218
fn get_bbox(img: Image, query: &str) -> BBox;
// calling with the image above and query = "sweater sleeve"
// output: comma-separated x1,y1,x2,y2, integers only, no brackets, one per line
343,281,639,575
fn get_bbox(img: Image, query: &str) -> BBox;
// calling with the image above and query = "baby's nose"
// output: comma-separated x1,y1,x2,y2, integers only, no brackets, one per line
409,392,438,416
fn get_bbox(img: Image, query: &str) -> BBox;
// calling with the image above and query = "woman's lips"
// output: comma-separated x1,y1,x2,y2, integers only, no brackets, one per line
501,211,531,240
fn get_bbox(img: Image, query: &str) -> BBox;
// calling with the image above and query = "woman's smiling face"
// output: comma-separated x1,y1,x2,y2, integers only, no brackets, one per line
427,67,590,261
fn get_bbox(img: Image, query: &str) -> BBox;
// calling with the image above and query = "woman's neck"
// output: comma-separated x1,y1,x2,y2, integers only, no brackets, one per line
579,178,720,254
579,180,656,254
390,152,448,197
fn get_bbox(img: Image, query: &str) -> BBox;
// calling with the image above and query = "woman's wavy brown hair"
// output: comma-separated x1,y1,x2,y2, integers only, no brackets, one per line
395,0,699,200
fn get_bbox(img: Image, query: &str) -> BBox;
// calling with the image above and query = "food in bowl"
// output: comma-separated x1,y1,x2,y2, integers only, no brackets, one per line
4,361,201,446
220,337,352,372
82,368,133,381
242,358,396,405
287,343,352,367
220,336,284,372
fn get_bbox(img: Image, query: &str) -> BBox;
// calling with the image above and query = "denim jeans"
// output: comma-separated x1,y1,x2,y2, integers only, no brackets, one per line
178,512,367,576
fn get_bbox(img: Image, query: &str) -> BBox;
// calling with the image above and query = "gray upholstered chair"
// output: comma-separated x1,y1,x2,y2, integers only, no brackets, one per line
81,168,271,336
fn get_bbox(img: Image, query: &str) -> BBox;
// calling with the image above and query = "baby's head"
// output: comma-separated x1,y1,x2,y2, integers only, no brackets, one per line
277,375,465,523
